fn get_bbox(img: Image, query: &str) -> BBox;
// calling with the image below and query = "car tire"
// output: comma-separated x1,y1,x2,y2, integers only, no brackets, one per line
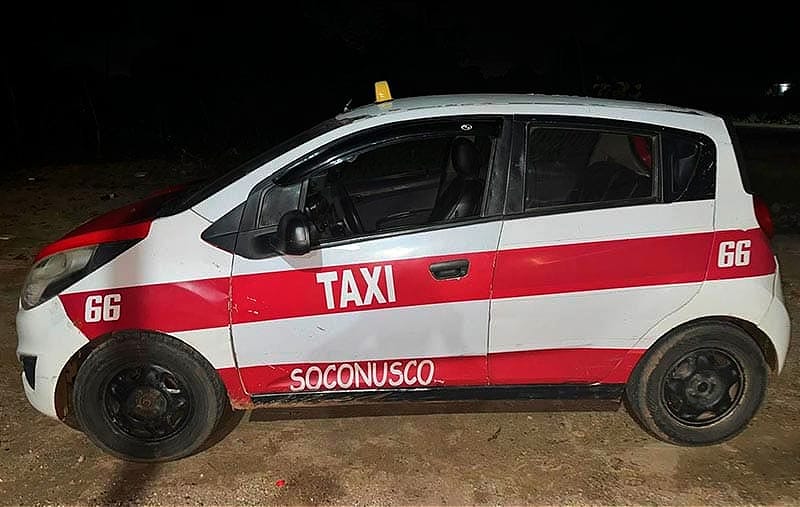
72,332,228,462
624,321,768,446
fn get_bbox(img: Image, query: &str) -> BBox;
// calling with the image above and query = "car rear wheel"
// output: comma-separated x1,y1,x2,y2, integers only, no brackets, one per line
624,321,768,445
73,332,228,462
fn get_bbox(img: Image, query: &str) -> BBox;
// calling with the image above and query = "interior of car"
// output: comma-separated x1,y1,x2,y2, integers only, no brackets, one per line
526,127,653,208
298,133,496,242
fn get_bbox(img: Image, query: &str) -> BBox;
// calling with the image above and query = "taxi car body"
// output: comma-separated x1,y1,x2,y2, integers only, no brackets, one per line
17,88,790,461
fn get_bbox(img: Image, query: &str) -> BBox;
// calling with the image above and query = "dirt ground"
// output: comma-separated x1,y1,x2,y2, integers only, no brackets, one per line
1,133,800,505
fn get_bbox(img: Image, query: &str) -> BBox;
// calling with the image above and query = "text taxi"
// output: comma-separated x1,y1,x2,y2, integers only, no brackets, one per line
17,83,790,461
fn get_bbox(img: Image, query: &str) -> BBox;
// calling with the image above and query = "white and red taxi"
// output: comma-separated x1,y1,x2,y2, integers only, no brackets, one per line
17,84,790,461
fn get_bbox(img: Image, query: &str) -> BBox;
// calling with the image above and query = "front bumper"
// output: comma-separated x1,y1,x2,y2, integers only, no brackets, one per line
16,296,89,419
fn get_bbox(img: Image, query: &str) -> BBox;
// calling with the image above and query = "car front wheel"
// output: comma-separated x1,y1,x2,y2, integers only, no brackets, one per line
625,321,769,445
72,332,228,462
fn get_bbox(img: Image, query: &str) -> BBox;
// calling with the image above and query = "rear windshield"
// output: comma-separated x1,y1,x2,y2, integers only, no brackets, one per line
157,117,351,217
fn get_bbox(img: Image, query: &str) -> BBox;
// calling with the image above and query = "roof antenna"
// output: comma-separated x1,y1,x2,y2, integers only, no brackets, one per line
342,98,353,113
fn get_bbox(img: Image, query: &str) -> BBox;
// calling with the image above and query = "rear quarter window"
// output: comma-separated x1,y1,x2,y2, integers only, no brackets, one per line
662,132,716,202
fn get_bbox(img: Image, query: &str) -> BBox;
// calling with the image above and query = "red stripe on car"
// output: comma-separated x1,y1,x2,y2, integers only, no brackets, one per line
226,348,647,396
492,232,715,299
59,228,775,338
231,252,496,325
488,348,645,384
35,187,186,261
60,278,230,338
237,354,487,394
36,222,152,262
706,228,776,281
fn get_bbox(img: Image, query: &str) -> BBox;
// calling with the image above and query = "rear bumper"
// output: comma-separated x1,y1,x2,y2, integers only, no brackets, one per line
16,297,89,419
760,296,791,372
758,262,791,372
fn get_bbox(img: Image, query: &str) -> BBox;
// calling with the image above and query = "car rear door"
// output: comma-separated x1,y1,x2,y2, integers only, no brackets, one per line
488,117,717,386
230,117,511,398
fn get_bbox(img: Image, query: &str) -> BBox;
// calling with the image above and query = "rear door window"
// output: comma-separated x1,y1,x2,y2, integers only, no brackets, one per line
525,126,656,210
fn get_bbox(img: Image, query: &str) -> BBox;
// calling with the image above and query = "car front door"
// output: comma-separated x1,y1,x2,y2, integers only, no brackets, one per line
231,117,510,398
488,118,717,386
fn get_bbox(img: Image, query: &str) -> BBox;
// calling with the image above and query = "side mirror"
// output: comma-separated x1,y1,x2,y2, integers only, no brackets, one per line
272,210,313,255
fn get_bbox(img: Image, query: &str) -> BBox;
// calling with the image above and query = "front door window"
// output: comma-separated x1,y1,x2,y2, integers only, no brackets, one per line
256,120,501,249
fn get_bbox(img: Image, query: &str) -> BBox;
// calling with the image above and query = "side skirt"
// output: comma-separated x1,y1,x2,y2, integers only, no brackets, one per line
251,384,625,407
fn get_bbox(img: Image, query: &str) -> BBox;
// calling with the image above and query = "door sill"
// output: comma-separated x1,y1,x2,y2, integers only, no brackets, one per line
250,384,624,407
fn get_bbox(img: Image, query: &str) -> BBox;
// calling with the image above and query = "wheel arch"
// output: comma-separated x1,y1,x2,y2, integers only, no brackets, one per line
634,315,778,376
55,329,241,425
622,314,771,446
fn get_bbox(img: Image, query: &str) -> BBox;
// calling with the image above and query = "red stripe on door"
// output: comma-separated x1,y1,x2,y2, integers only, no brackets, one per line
489,348,644,384
231,252,496,325
492,232,715,299
238,354,487,394
493,228,774,301
226,348,646,396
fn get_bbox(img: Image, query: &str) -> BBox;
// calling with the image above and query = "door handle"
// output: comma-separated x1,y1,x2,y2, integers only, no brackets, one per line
429,259,470,280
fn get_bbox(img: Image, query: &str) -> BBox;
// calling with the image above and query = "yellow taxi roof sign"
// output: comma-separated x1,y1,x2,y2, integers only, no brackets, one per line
374,81,393,103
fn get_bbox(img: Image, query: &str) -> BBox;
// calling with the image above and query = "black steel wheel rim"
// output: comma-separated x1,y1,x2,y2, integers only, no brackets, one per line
661,348,744,426
103,364,193,441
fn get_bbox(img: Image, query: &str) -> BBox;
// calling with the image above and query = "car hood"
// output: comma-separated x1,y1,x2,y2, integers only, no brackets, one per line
34,186,186,262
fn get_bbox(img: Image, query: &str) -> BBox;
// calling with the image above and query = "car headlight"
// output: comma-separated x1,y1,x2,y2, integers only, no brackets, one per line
21,246,97,310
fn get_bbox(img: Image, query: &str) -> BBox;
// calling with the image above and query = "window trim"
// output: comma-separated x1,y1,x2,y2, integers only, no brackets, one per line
298,214,504,252
273,117,505,186
232,116,512,259
508,115,665,217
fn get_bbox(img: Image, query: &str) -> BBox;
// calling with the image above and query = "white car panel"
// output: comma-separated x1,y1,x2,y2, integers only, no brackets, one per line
16,297,89,418
489,282,702,353
233,299,489,367
64,210,231,293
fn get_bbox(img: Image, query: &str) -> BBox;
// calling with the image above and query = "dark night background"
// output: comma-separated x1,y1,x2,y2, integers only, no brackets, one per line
1,3,797,170
4,7,800,502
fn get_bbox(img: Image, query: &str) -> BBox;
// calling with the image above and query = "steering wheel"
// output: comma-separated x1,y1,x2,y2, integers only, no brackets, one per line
335,182,364,234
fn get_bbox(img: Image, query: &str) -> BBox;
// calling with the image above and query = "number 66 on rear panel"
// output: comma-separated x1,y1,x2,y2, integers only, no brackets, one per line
718,240,752,268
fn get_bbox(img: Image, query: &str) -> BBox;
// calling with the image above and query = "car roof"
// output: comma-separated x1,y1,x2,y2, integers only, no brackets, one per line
192,94,729,223
337,94,716,121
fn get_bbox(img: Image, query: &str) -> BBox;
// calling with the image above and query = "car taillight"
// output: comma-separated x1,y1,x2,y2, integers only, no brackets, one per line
754,196,775,238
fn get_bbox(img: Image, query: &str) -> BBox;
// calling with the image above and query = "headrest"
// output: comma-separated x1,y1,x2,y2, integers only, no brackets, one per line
451,137,479,177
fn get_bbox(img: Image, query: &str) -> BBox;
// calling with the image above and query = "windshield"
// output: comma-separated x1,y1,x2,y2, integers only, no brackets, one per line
157,117,352,217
